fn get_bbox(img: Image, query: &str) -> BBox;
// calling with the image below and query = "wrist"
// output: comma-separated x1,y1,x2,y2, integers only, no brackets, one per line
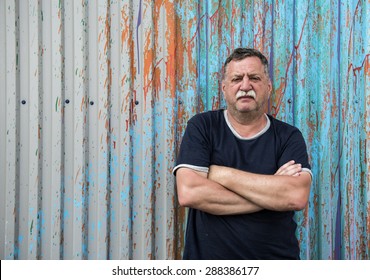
209,165,230,185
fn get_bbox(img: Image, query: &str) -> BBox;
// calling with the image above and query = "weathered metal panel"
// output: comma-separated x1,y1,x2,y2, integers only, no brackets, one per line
18,0,40,259
0,0,18,260
0,0,369,260
108,0,135,260
338,0,369,259
40,0,63,260
63,0,88,259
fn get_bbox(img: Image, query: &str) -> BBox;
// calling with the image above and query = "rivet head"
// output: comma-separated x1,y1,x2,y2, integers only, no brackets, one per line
90,101,94,105
135,100,139,105
21,100,26,105
288,99,292,104
65,99,70,104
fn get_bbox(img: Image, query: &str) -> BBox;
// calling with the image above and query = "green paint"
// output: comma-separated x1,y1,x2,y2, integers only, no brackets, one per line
55,97,59,112
30,220,33,234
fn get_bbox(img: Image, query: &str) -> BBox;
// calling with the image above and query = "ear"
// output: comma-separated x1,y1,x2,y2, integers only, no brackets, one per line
221,81,226,97
267,79,272,98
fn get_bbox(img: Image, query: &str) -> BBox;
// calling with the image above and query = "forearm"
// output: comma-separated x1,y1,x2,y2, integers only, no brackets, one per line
176,167,263,215
209,165,311,211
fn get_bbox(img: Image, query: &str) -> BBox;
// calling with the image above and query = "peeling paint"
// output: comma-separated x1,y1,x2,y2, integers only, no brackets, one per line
0,0,369,260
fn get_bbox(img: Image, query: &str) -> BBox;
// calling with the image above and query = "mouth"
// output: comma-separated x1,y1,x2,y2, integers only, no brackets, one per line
236,90,256,100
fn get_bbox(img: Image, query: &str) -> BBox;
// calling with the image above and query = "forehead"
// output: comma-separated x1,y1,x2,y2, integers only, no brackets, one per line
225,56,266,76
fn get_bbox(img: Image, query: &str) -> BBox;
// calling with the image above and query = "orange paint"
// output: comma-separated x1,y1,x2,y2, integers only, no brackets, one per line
80,96,85,112
143,35,153,109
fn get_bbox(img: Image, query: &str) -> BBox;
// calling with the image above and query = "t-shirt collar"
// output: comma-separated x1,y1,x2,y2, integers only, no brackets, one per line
223,110,271,140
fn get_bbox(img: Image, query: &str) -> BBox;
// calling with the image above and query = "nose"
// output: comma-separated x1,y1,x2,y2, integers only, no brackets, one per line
240,76,251,91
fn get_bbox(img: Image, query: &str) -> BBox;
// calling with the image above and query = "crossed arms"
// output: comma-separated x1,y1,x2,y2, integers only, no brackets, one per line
176,160,312,215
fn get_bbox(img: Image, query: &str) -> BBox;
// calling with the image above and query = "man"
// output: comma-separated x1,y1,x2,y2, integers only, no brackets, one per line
173,48,312,259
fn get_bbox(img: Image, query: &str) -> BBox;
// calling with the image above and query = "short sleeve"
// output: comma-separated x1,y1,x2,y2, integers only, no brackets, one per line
173,115,212,175
278,129,312,177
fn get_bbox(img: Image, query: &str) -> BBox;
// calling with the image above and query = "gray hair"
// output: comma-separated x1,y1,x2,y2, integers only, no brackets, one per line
222,48,270,80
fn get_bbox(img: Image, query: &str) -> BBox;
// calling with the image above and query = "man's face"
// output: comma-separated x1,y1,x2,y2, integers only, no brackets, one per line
222,56,272,116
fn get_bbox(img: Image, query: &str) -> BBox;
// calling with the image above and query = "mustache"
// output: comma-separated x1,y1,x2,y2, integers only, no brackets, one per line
236,90,256,99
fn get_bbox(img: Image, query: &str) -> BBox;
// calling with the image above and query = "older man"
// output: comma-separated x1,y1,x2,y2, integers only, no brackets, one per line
173,48,312,259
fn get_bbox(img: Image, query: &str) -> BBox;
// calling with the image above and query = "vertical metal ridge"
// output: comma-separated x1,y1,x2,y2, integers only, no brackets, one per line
0,0,368,260
0,0,18,260
334,0,343,261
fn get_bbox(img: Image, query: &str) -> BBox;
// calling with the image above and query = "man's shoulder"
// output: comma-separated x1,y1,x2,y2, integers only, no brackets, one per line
267,114,300,132
267,115,306,146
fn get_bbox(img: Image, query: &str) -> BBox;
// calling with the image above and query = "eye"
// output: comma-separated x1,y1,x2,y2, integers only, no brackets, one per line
249,76,260,81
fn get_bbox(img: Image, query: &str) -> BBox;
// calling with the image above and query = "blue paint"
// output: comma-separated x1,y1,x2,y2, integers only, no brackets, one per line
120,189,130,204
292,0,297,126
110,154,119,177
110,209,116,222
2,0,369,261
63,210,70,220
18,235,23,245
335,187,342,259
335,1,342,261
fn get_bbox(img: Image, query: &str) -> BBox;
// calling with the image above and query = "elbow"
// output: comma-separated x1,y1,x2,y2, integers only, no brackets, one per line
290,198,308,211
177,193,190,208
286,174,311,211
176,182,194,208
287,189,310,211
175,168,205,208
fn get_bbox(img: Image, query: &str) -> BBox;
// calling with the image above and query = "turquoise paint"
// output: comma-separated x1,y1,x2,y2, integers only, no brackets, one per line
2,0,368,260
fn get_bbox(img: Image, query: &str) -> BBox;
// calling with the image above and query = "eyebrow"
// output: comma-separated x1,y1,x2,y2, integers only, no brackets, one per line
248,73,261,78
231,74,243,78
229,73,261,79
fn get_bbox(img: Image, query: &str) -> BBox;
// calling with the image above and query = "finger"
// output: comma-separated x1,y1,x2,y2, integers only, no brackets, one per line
276,163,302,176
275,160,295,175
281,160,295,169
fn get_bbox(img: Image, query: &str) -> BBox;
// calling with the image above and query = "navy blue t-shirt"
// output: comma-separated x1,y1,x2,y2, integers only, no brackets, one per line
174,109,311,260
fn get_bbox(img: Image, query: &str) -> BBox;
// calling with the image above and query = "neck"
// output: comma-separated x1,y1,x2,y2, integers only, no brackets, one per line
226,110,267,138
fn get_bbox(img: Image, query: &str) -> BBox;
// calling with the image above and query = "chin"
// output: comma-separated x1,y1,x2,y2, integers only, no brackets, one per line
236,106,255,113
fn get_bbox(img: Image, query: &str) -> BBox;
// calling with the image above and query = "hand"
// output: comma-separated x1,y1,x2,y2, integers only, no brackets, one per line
275,160,302,177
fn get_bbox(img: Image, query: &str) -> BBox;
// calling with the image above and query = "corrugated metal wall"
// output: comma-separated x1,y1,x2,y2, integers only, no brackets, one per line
0,0,369,260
